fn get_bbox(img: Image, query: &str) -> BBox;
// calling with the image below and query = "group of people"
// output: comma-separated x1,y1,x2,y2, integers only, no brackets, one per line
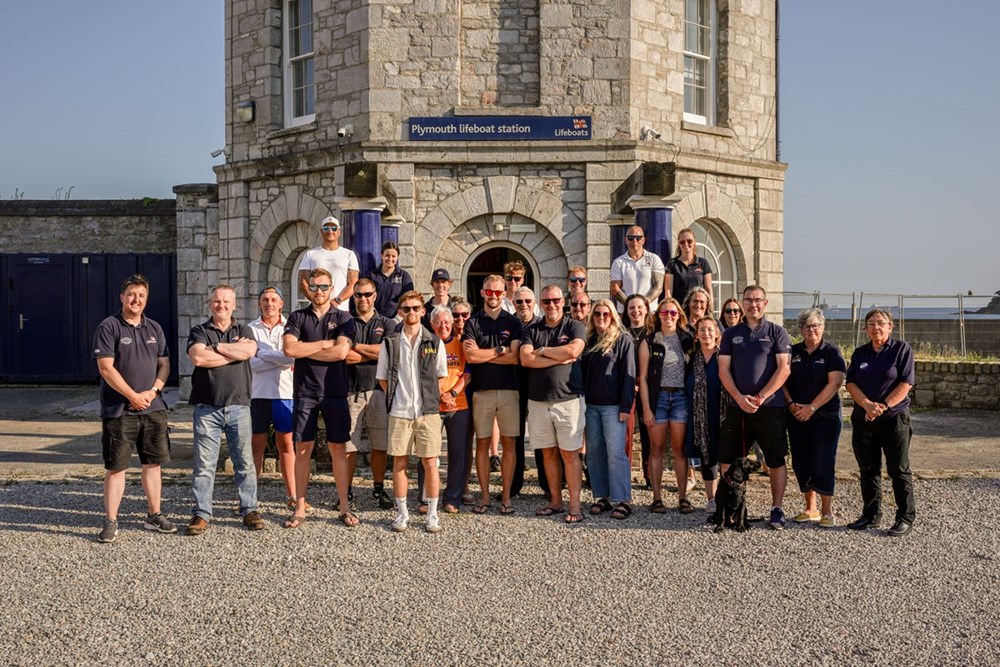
92,217,916,542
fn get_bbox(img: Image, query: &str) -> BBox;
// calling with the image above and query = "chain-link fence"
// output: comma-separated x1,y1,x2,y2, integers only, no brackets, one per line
783,291,1000,358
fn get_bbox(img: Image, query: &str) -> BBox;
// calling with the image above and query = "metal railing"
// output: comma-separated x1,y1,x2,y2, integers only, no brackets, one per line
782,291,1000,358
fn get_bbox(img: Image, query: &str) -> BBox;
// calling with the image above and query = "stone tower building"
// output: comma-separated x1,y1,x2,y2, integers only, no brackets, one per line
202,0,783,341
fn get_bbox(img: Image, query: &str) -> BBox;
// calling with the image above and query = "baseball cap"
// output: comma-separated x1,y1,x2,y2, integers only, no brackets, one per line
259,285,283,298
431,268,451,282
321,215,340,227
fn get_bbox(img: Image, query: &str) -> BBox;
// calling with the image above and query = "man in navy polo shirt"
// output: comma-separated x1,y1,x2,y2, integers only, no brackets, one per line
92,274,174,543
283,268,357,528
718,285,792,529
345,276,396,510
462,274,523,514
186,285,265,535
520,284,587,523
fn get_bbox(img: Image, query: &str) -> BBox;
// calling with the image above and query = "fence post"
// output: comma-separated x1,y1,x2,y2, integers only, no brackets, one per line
898,294,905,341
958,293,967,357
854,292,863,350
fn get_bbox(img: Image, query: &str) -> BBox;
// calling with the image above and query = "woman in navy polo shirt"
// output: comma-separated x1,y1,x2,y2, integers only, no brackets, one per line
845,309,916,537
720,297,744,331
782,308,846,528
369,241,414,319
665,228,713,305
638,296,694,514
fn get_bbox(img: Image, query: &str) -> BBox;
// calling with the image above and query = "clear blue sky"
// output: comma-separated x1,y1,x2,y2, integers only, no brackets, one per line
1,1,997,295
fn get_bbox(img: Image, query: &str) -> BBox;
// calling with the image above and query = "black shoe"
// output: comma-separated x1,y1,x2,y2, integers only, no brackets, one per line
886,520,912,537
847,515,880,531
373,487,394,510
490,455,501,472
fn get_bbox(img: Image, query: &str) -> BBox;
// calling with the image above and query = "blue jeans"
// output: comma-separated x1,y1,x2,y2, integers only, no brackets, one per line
192,404,258,520
585,404,631,503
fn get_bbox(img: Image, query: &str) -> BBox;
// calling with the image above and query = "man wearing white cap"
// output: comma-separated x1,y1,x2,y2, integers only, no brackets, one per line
297,215,359,312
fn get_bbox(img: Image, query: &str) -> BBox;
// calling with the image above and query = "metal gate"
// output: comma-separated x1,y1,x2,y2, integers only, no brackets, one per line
1,253,177,383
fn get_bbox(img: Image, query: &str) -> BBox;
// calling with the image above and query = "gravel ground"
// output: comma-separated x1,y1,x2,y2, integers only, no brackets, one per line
0,475,997,666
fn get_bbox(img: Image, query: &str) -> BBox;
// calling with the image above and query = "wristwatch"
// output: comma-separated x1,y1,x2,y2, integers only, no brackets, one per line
494,345,504,356
153,387,162,395
448,389,458,398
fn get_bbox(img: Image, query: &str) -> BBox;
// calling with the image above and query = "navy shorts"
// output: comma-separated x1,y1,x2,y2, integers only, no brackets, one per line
293,396,351,444
250,398,294,434
718,406,787,468
102,411,170,471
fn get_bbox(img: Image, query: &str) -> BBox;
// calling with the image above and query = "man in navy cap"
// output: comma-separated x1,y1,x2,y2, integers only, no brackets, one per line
423,268,454,329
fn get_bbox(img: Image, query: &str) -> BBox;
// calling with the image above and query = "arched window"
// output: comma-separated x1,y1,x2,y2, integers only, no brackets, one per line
689,219,737,311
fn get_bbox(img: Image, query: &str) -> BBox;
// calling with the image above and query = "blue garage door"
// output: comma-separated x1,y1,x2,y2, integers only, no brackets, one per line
1,254,177,383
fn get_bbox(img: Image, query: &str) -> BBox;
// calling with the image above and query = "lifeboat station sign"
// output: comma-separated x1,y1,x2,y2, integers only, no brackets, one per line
408,116,592,141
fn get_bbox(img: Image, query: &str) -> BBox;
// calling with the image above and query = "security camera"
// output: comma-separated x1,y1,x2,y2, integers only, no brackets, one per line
640,126,662,141
210,148,226,158
337,124,355,138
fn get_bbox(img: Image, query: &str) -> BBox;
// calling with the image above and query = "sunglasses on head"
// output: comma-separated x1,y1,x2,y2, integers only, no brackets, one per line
308,284,332,292
483,289,504,297
541,297,563,306
353,291,375,299
399,305,421,314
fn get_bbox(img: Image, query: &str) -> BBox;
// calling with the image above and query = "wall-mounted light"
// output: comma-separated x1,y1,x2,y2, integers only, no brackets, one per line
236,100,256,123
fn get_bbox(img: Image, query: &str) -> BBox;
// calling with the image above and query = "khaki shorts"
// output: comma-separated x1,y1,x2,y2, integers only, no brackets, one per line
387,414,443,458
472,389,521,439
346,389,388,454
526,397,585,451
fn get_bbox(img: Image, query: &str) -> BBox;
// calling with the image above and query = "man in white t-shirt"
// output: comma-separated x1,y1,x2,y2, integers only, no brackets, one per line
609,225,665,313
297,215,359,312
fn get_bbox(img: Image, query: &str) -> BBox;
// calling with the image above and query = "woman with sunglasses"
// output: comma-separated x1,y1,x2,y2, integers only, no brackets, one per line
580,300,636,519
720,298,744,330
684,316,724,514
369,241,414,319
638,297,694,513
624,294,655,488
665,228,713,305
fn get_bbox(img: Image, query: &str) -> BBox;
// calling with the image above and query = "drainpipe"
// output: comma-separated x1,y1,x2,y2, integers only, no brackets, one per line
775,0,781,161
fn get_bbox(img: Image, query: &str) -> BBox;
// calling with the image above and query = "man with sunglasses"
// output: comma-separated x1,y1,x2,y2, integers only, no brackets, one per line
718,285,792,530
569,292,592,323
500,259,540,319
610,225,665,314
344,277,396,510
283,268,358,528
297,215,359,312
567,266,588,299
512,286,541,497
520,285,587,524
462,274,524,514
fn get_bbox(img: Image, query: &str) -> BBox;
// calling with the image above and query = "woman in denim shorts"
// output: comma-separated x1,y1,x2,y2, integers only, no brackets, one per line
638,297,694,514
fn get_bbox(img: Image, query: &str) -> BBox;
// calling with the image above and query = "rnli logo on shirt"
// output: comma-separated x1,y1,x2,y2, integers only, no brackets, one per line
327,322,336,331
759,336,772,342
859,362,869,370
499,329,511,343
146,336,158,344
815,358,826,365
792,355,802,363
558,334,570,344
732,336,744,345
374,326,385,337
420,343,437,358
121,337,133,346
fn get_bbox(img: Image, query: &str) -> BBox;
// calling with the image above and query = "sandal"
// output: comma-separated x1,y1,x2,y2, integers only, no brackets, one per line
500,503,516,515
286,497,314,513
649,499,667,514
589,498,613,515
339,512,360,528
564,512,586,524
610,503,632,520
283,514,306,529
472,503,490,515
678,498,694,514
535,506,565,517
417,502,428,515
442,503,460,514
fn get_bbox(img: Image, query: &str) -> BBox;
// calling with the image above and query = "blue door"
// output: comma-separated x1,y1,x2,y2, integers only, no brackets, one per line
8,256,76,381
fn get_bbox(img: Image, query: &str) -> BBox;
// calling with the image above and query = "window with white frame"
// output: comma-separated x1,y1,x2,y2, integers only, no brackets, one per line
689,219,737,311
683,0,715,125
285,0,315,126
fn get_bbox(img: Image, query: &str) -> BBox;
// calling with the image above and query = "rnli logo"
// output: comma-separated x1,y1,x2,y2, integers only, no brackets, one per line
792,355,802,363
732,336,744,345
327,321,336,331
558,335,570,344
499,330,511,343
121,337,133,346
859,362,869,370
573,118,588,129
374,326,385,337
815,358,826,365
147,336,158,344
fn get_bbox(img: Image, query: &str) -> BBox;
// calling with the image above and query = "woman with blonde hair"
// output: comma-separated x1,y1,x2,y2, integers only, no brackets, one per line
580,299,636,519
639,296,695,513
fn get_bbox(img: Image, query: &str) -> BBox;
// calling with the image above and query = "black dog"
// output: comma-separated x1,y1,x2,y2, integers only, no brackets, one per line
709,457,761,533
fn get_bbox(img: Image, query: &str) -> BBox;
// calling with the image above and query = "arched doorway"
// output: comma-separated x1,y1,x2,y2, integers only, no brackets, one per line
463,243,537,311
689,218,738,312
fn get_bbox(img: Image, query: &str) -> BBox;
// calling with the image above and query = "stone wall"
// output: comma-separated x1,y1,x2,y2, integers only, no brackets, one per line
0,199,176,254
913,361,1000,410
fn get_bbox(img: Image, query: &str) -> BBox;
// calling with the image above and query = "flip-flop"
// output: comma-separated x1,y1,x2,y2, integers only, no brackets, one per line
284,514,306,529
535,506,566,517
339,512,360,528
564,512,585,524
500,504,516,515
472,503,490,515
